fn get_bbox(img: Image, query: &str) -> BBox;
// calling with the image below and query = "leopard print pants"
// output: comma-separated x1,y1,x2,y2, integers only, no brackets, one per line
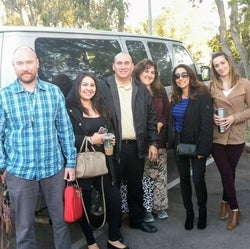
144,148,168,212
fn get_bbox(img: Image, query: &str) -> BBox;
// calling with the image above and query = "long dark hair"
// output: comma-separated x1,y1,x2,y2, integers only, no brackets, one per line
67,72,110,119
171,64,208,104
133,58,164,96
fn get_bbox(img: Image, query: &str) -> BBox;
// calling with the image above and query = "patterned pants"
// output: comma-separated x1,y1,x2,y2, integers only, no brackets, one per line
144,148,168,212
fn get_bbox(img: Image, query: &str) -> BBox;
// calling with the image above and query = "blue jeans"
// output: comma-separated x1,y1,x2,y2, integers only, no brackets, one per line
6,168,71,249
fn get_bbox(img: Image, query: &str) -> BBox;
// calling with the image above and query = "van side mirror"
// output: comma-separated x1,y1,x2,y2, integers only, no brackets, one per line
200,66,210,81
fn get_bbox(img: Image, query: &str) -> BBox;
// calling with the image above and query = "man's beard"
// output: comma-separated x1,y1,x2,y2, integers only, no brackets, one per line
19,73,36,84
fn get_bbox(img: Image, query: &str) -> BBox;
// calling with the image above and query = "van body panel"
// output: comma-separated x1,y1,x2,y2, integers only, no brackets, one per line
0,26,200,90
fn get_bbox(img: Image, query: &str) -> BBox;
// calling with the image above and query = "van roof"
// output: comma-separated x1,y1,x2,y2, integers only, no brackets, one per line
0,25,182,43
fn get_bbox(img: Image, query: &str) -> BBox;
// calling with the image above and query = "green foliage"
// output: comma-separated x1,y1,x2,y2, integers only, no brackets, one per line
1,0,130,31
208,33,240,61
154,15,167,37
207,34,221,52
239,1,250,55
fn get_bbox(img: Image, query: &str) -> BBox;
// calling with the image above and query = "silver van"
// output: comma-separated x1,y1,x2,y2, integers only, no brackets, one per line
0,26,208,91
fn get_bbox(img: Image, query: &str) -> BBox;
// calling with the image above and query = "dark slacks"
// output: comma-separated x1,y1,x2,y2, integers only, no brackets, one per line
174,152,207,211
212,143,245,209
117,142,145,227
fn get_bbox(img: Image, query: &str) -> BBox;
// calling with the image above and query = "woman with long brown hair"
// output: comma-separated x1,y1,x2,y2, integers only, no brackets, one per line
67,72,129,249
133,59,170,223
168,64,213,230
210,51,250,230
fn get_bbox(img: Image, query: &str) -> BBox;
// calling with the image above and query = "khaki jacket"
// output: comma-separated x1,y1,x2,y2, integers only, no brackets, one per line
210,78,250,145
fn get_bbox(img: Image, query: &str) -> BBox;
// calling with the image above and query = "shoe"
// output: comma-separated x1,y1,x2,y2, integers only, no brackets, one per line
130,221,158,233
117,230,124,243
157,210,168,219
107,241,129,249
185,210,194,230
227,209,241,230
219,201,230,220
197,208,207,230
144,212,155,223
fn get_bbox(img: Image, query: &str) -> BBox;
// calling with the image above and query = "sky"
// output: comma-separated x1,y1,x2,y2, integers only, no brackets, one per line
125,0,166,26
125,0,222,27
124,0,224,64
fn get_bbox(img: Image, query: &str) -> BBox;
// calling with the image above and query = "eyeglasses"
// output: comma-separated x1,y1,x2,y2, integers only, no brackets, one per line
174,72,189,79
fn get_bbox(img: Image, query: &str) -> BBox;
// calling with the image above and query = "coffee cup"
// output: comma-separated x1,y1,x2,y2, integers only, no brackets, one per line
103,133,114,155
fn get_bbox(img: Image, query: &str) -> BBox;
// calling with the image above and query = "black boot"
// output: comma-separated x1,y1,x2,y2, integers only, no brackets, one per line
197,207,207,230
185,210,194,230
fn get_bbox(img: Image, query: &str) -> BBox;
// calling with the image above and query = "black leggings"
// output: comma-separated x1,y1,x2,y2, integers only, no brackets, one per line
78,174,122,245
174,152,207,211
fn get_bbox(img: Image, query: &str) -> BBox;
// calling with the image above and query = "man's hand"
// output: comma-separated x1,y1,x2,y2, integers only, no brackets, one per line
64,168,76,182
0,170,6,185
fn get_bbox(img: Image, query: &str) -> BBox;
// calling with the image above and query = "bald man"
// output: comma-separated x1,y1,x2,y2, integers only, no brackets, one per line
99,52,159,235
0,46,76,249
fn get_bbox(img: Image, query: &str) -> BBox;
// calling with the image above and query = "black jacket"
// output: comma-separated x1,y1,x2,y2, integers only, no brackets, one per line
99,75,159,159
168,93,213,157
66,104,114,153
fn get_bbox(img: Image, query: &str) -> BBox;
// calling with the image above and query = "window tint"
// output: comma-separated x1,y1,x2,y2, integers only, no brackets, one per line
126,40,147,65
35,38,121,82
148,42,172,87
172,44,196,72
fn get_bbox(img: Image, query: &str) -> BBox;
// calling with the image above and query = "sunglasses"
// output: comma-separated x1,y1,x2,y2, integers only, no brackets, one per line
174,72,189,79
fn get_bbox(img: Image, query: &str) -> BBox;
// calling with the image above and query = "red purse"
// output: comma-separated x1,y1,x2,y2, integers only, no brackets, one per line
64,180,83,222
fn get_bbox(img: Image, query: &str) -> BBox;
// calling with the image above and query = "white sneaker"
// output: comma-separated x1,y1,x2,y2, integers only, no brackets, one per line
157,210,168,219
144,212,155,223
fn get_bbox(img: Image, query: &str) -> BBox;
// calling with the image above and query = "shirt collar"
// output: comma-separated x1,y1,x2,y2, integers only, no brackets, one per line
13,77,47,94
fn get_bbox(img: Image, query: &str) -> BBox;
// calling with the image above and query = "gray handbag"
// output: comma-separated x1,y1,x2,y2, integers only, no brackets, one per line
76,137,108,178
177,143,197,156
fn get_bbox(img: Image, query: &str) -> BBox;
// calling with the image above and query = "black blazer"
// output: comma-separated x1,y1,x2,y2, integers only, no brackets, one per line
168,93,214,157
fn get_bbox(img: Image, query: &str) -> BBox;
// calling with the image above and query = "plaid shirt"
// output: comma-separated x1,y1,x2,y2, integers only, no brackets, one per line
0,79,76,180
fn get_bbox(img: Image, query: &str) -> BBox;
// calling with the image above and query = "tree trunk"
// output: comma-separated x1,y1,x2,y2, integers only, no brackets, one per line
214,0,231,55
230,3,250,78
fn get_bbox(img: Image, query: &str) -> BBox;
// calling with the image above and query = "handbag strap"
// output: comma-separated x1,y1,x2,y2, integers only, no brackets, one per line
79,137,97,153
79,137,87,153
80,176,106,230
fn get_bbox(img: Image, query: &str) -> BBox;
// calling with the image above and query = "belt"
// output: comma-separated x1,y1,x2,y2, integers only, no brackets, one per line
122,139,137,144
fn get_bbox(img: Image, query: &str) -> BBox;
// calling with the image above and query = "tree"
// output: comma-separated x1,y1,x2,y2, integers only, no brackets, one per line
126,1,217,64
190,0,250,78
229,0,250,78
1,0,129,31
1,0,43,25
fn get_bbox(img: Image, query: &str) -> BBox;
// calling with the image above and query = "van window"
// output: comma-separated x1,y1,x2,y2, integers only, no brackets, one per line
35,38,121,82
172,44,196,72
125,40,148,65
147,42,172,87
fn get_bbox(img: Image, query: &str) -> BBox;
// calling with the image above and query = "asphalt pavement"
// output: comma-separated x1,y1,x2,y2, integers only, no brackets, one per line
9,149,250,249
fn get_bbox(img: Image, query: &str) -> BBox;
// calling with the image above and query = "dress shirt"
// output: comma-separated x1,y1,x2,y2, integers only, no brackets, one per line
0,79,76,180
